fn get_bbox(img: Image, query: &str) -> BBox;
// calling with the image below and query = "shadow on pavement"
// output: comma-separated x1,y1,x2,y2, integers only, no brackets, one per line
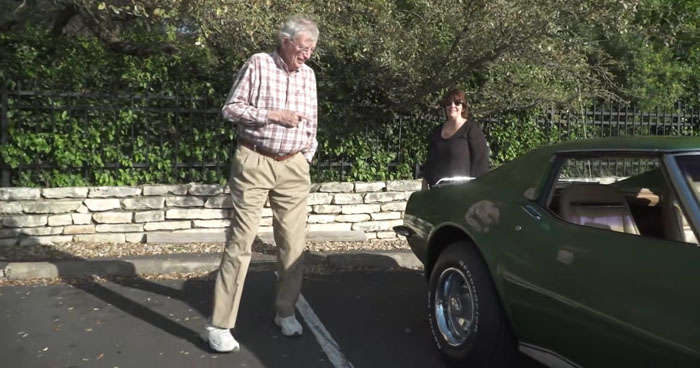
0,235,425,366
0,239,212,353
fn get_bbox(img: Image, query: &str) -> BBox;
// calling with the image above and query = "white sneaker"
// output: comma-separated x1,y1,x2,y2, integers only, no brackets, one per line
204,323,240,353
274,314,303,337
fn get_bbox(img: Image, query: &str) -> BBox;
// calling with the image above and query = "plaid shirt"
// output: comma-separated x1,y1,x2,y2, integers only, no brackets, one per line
222,51,318,162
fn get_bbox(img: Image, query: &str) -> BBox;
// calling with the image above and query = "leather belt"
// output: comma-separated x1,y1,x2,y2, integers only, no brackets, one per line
239,139,299,161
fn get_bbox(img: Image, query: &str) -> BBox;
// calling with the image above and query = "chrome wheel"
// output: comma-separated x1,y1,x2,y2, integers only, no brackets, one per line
434,266,475,346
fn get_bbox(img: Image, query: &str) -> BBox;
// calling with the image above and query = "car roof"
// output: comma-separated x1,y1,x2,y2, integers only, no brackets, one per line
537,136,700,155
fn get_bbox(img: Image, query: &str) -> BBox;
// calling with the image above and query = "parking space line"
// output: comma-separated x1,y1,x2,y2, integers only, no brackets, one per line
273,271,353,367
296,293,354,368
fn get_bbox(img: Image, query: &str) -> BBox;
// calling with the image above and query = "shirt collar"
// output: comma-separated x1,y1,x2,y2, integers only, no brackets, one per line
272,50,299,73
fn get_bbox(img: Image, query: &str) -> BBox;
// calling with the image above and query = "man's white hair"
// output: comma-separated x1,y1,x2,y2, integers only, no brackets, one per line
278,16,319,43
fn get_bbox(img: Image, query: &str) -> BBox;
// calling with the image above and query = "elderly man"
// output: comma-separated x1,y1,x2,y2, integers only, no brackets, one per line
204,16,319,353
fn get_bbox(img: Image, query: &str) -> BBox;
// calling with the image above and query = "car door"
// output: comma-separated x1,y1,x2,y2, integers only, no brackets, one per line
500,153,700,367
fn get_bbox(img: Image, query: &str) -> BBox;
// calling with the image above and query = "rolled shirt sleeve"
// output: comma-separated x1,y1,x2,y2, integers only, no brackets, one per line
221,57,270,125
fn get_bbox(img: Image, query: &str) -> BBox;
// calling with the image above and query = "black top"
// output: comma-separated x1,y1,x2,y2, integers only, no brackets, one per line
422,121,490,186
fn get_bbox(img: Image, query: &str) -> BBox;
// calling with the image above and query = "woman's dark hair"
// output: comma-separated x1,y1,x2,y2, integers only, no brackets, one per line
441,88,469,119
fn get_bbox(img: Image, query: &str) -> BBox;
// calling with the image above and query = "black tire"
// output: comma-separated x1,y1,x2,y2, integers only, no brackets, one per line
427,241,516,367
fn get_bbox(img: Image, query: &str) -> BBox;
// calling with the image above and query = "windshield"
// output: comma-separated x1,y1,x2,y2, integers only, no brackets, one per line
674,154,700,206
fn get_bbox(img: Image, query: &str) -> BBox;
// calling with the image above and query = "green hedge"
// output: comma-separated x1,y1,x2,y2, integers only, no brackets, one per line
3,28,697,187
0,28,441,187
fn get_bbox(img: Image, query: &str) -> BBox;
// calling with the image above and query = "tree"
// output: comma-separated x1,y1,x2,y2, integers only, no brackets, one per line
183,0,642,116
4,0,683,117
603,0,700,108
3,0,699,186
1,0,179,55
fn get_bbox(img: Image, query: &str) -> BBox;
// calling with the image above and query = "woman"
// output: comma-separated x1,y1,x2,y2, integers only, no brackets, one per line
422,88,490,188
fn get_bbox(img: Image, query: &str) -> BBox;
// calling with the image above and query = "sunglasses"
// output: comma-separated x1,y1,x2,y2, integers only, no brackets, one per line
445,100,464,106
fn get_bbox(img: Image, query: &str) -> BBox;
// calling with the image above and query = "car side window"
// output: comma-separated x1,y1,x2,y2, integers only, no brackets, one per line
547,154,697,244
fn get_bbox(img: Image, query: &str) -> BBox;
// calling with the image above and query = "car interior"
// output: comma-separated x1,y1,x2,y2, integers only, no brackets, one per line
546,155,698,245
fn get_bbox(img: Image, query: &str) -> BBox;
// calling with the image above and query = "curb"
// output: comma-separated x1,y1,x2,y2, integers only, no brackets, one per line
1,250,422,280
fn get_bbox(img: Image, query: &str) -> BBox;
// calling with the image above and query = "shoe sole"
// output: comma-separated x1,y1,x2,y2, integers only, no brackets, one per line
210,345,240,353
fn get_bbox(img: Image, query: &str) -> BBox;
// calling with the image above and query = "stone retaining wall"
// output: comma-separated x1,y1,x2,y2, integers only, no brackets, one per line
0,180,421,247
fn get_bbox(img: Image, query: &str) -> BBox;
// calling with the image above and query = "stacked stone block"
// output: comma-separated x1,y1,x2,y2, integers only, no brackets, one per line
0,180,421,246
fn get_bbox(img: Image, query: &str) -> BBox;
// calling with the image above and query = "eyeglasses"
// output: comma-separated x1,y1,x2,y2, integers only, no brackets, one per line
289,39,315,55
446,100,464,106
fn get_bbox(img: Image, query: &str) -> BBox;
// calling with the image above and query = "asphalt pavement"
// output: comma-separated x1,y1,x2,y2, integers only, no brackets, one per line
1,266,448,368
0,249,542,367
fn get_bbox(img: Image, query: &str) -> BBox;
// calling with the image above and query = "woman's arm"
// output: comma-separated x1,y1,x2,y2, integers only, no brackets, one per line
468,124,490,177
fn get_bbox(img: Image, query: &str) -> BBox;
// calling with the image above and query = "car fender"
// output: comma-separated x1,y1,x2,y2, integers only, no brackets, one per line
425,222,519,334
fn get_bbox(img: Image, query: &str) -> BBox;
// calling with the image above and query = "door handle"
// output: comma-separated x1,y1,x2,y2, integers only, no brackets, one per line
521,205,542,221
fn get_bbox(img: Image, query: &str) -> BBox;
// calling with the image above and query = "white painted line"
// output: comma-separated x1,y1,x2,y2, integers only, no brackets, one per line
274,271,353,367
295,293,354,368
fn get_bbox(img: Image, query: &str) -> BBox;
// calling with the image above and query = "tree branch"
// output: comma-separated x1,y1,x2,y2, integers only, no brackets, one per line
395,40,518,109
74,1,178,56
106,41,178,56
51,4,79,37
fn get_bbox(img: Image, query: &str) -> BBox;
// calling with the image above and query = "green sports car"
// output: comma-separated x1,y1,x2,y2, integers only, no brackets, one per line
395,136,700,367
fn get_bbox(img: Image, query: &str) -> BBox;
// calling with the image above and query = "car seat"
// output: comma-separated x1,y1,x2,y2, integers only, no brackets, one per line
662,189,699,245
559,183,640,235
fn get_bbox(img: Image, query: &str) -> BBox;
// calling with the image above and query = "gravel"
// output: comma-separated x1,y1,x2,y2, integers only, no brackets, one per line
0,238,411,262
0,238,414,286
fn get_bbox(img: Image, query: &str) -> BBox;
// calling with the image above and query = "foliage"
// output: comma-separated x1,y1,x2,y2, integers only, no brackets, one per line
3,0,649,110
313,106,438,182
603,0,700,108
0,26,230,186
485,114,561,168
187,0,642,115
1,91,233,187
1,0,699,187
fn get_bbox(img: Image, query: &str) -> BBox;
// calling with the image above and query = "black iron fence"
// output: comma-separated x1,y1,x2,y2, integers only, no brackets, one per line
541,102,700,138
1,88,699,187
0,88,226,187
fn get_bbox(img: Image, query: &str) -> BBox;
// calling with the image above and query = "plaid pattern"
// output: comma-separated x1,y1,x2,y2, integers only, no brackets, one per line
222,51,318,162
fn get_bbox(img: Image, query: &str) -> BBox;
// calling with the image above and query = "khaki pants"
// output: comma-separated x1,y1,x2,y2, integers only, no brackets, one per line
211,145,310,329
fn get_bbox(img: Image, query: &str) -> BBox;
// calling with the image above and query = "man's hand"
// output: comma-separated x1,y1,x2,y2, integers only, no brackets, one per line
268,110,306,128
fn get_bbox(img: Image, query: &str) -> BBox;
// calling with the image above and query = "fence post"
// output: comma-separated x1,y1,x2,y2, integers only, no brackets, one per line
1,87,9,187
